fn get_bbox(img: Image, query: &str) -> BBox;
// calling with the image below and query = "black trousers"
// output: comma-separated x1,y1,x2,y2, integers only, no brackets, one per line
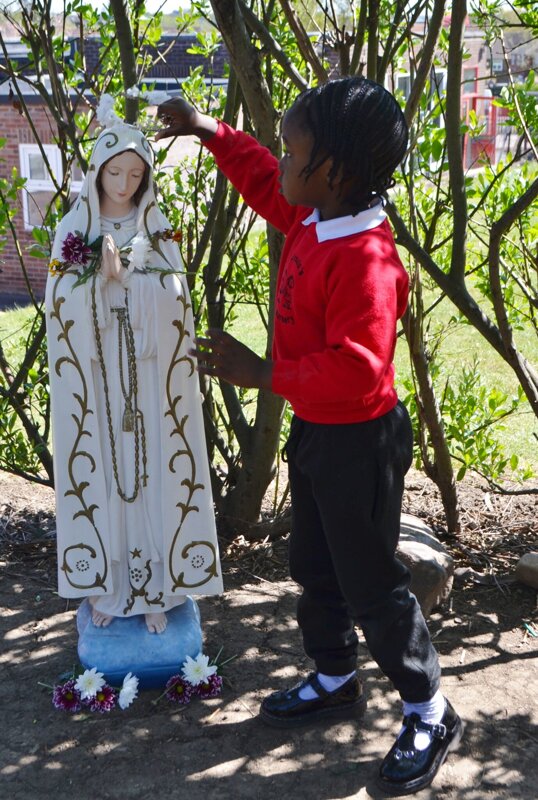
284,402,441,703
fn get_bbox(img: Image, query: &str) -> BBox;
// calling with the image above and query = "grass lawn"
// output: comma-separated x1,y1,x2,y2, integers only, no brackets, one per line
0,303,40,363
404,293,537,472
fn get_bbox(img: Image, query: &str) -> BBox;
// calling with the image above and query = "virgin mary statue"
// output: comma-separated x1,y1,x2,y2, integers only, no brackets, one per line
45,115,223,634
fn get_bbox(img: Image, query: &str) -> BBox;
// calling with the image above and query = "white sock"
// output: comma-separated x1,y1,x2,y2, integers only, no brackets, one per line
298,670,356,700
400,690,446,750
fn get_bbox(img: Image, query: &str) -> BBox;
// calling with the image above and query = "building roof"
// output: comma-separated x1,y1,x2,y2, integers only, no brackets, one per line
0,33,228,101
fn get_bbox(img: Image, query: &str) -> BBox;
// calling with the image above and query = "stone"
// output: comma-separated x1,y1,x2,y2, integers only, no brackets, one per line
77,596,203,690
515,552,538,590
397,513,454,618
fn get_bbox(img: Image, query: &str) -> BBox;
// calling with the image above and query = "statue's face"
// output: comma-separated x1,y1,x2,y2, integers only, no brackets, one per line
100,151,146,207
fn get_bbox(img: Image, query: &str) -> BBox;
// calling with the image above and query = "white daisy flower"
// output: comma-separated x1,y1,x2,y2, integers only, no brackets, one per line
95,93,122,129
118,672,139,710
142,90,172,106
126,233,151,272
181,653,217,686
74,667,105,700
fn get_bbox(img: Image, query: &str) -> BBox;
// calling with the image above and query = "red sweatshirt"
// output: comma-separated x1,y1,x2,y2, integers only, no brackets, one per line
204,122,409,424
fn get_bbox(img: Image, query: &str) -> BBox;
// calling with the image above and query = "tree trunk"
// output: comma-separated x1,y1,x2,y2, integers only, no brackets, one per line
220,224,285,532
204,1,288,531
109,0,139,123
403,294,460,532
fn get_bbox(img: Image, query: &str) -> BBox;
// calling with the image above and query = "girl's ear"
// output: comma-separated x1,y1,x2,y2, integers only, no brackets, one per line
328,159,352,193
321,156,335,183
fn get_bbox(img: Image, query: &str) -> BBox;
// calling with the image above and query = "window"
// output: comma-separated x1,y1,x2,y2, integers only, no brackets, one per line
396,73,411,100
19,144,61,229
463,67,478,94
428,69,446,128
430,68,446,98
394,69,446,121
19,144,83,229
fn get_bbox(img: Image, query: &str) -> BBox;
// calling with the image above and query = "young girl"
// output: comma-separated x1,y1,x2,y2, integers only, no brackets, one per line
157,77,463,794
46,121,222,635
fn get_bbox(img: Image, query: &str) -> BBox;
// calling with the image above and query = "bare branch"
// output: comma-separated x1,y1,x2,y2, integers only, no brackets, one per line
278,0,329,84
404,0,446,126
445,0,468,285
239,0,307,92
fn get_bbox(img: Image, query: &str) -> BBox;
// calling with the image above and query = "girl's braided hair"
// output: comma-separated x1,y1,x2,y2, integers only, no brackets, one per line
291,76,408,209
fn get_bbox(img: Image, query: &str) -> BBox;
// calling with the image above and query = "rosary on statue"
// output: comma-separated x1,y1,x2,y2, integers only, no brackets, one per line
91,279,148,503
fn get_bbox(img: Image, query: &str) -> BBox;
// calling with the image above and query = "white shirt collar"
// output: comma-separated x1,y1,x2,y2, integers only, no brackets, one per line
302,202,386,242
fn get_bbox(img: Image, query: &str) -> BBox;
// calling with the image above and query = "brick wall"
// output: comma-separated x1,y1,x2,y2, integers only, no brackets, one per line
0,104,57,301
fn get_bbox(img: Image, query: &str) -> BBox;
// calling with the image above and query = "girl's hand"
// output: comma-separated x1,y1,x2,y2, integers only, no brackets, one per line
155,98,218,142
190,329,273,391
101,234,122,281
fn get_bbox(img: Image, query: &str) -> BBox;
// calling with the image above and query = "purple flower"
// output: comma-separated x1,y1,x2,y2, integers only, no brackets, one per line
61,232,93,265
86,684,117,713
52,679,82,712
194,673,223,699
165,674,193,705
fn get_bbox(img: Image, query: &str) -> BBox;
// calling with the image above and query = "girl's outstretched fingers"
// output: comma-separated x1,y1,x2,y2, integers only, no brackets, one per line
190,329,273,390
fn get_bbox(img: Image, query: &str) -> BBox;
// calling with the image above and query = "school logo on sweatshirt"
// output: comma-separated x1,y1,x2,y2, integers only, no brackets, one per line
276,255,303,325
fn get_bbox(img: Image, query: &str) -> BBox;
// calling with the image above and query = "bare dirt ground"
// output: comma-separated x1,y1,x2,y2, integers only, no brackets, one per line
1,469,537,800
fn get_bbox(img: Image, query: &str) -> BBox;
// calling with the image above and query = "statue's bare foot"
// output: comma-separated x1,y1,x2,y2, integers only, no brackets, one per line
145,612,167,634
89,596,114,628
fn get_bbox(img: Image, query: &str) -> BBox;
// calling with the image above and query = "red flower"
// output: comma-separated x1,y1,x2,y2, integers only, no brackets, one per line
52,679,82,712
160,228,182,243
194,673,223,699
86,684,117,713
61,232,93,265
165,674,193,705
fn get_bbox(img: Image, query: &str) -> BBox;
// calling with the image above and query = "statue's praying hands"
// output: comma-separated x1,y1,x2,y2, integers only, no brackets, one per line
101,233,123,282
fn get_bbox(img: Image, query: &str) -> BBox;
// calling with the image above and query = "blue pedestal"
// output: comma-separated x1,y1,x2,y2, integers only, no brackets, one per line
76,597,203,690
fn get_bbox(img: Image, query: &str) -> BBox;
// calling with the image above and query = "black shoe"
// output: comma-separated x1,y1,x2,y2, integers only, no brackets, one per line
259,671,366,729
377,698,464,795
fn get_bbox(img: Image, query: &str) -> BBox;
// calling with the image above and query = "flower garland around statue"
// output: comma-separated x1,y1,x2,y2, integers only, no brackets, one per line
48,228,183,286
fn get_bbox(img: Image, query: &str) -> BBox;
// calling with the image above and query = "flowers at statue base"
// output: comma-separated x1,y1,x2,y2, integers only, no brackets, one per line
51,669,139,714
118,671,139,709
164,674,194,706
75,665,105,699
182,652,218,685
48,228,183,283
196,672,224,699
155,650,231,708
50,650,233,713
87,683,118,713
52,678,83,713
